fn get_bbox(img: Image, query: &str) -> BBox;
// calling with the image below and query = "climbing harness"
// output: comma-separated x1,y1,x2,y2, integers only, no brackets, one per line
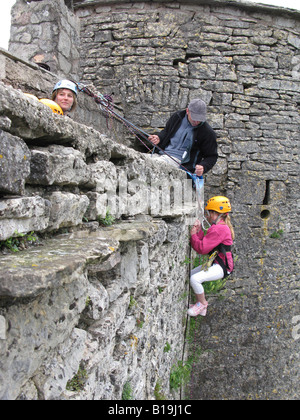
201,250,218,272
74,81,208,223
213,243,233,278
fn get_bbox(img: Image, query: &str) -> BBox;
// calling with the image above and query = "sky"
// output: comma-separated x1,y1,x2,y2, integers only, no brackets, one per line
0,0,299,50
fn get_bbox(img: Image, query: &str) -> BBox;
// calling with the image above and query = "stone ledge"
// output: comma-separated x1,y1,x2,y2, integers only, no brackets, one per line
0,221,160,300
100,220,159,242
73,0,300,20
0,231,118,300
0,81,113,160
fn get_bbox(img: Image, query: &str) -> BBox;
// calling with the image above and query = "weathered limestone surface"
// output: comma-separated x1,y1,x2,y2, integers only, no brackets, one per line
0,222,191,400
0,70,192,400
0,196,50,241
0,130,31,195
0,0,299,401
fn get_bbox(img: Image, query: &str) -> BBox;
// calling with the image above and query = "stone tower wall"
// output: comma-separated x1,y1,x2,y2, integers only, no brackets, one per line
74,0,300,398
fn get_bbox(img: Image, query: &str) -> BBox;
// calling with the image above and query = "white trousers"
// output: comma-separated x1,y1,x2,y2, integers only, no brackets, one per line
190,263,224,295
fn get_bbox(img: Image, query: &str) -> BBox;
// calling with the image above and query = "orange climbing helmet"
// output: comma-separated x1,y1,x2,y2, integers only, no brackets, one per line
39,98,64,115
205,196,232,213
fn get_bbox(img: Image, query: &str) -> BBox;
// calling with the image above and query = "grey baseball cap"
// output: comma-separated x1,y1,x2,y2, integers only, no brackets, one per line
188,99,207,121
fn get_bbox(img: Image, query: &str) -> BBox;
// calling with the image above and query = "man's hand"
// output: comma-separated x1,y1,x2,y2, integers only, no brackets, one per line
148,135,160,145
195,165,204,177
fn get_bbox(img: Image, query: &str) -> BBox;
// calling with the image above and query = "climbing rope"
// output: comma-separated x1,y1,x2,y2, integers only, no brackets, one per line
75,81,189,165
74,81,208,224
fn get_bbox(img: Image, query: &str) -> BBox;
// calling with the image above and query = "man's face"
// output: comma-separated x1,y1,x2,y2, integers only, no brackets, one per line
186,109,201,127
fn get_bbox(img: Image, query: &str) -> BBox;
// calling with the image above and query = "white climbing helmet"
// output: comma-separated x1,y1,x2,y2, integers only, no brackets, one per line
53,80,78,96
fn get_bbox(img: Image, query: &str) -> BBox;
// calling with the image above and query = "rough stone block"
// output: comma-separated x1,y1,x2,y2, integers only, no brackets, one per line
0,130,31,195
85,191,108,220
10,0,80,79
46,191,89,231
28,145,89,186
0,196,50,241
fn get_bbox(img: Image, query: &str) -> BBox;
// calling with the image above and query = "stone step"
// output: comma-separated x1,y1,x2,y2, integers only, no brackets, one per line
0,221,162,301
0,230,119,300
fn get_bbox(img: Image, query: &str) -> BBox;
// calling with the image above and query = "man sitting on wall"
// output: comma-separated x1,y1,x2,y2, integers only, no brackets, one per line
148,99,218,177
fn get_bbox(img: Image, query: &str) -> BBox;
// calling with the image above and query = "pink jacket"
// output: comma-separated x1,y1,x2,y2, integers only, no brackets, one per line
191,222,234,272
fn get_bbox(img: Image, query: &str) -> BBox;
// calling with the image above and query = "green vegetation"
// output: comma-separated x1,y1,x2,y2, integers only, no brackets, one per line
0,231,37,253
98,210,115,226
154,379,167,400
164,341,171,353
129,295,137,309
270,229,284,239
122,381,134,400
170,357,193,391
66,366,88,392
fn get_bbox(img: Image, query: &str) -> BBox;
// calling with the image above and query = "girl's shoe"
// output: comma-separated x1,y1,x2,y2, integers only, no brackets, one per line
187,302,208,317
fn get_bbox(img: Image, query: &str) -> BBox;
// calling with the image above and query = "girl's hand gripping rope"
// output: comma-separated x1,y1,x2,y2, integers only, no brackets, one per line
190,219,201,236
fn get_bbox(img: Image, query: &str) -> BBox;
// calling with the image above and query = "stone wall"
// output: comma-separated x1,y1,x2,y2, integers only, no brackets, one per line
76,0,300,169
9,0,81,79
0,57,195,399
73,0,300,399
2,0,300,400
